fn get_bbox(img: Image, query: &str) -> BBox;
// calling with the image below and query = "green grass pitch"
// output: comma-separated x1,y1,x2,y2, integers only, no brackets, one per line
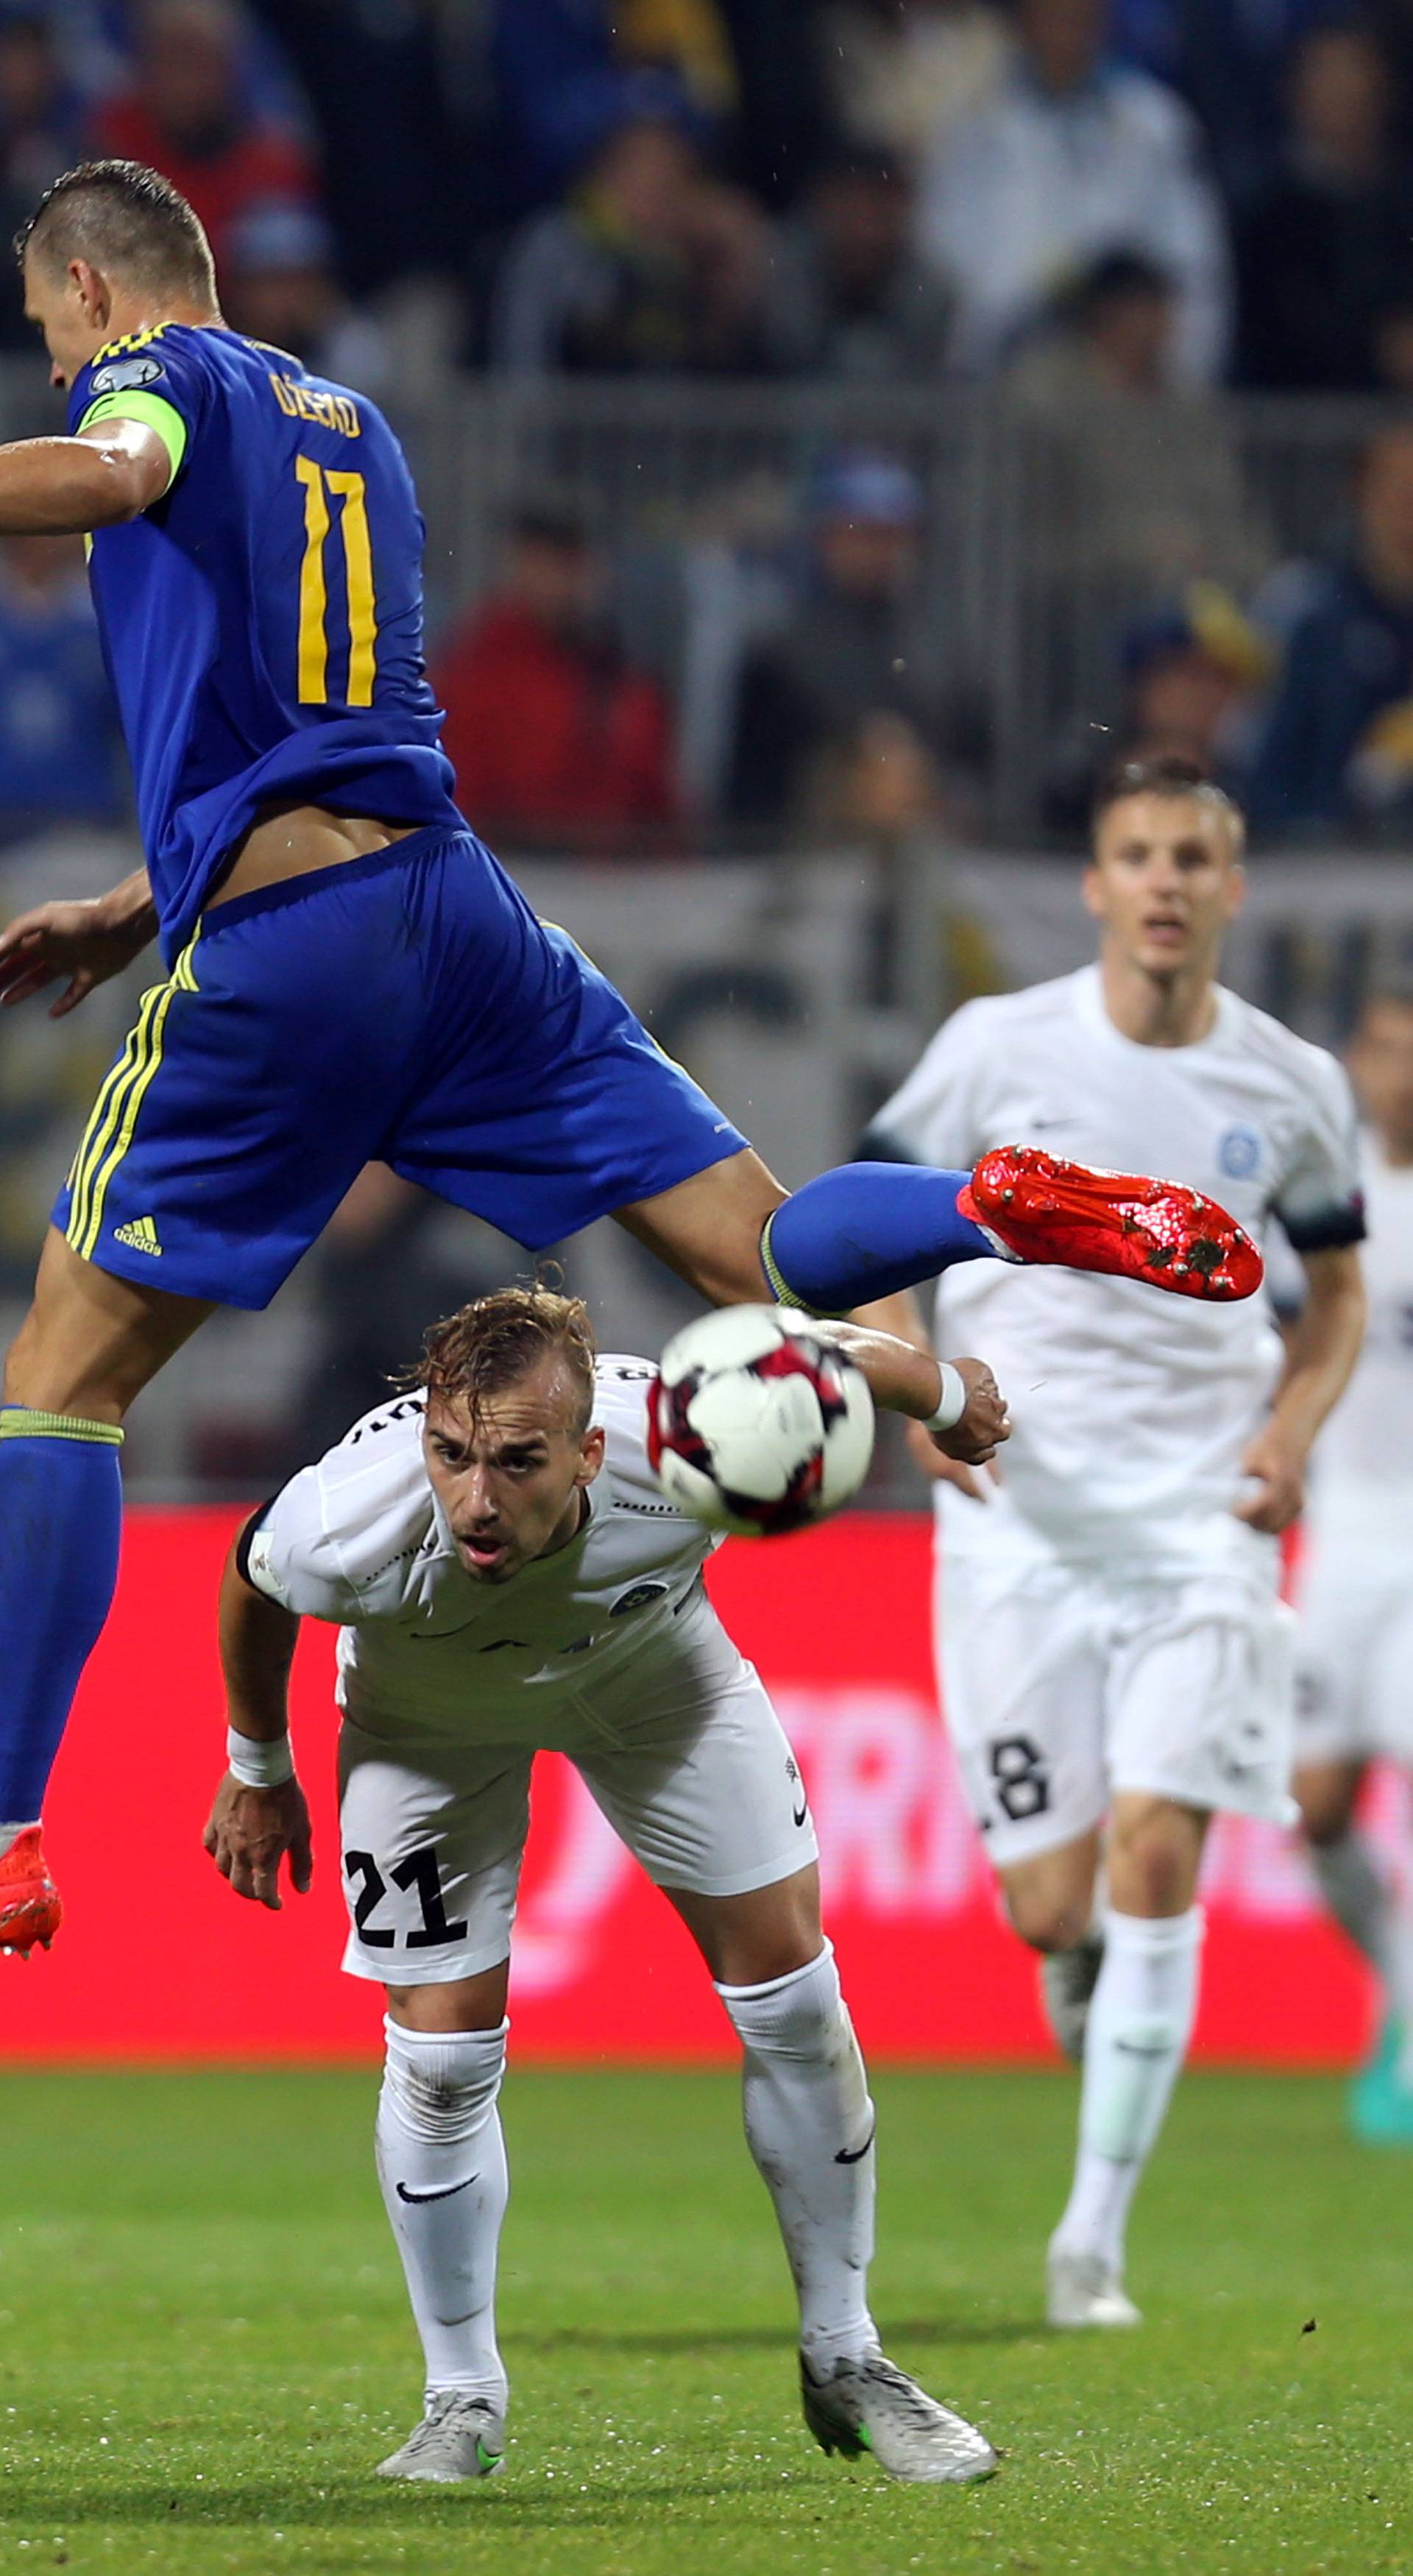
0,2067,1409,2575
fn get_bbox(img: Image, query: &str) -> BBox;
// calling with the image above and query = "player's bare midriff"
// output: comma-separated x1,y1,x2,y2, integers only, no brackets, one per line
207,804,422,912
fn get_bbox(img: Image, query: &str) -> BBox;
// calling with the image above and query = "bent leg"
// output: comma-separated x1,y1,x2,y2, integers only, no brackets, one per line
0,1231,212,1839
999,1830,1102,1954
616,1147,994,1313
670,1866,878,2374
1295,1758,1392,1973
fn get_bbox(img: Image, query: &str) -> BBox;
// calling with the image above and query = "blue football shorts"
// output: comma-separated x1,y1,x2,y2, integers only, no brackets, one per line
54,826,747,1308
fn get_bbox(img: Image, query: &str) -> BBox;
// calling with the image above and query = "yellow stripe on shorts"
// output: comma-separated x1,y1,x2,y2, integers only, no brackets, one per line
65,933,199,1263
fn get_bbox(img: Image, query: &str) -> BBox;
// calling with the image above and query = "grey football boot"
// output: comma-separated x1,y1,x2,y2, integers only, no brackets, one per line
376,2391,506,2483
801,2350,998,2484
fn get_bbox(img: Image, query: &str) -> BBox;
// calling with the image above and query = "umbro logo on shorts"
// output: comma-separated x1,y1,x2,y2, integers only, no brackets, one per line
113,1215,163,1256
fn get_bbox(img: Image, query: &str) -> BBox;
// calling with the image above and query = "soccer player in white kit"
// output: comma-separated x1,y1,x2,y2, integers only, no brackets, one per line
202,1286,1007,2485
1294,988,1413,2143
862,757,1367,2327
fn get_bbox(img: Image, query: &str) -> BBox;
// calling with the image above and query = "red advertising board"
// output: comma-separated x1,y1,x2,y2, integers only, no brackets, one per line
1,1508,1386,2063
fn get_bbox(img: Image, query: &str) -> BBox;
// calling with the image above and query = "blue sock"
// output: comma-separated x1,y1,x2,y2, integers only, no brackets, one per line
0,1408,124,1821
760,1163,996,1311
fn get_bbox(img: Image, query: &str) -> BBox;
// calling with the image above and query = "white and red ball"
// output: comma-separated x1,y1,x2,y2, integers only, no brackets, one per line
646,1306,875,1538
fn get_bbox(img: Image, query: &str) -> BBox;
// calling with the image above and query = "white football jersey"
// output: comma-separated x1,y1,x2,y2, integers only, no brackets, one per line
247,1358,730,1743
1305,1134,1413,1543
873,966,1364,1566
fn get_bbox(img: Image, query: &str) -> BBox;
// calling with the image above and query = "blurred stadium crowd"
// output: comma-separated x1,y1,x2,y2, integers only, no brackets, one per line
4,0,1413,850
3,0,1413,1488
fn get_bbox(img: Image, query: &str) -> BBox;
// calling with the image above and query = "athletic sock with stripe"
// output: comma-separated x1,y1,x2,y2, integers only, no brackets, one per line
0,1407,124,1825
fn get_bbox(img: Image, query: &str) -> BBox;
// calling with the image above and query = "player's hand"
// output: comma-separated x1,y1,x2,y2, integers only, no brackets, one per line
1232,1422,1306,1533
0,893,152,1016
903,1413,1002,1500
911,1356,1010,1479
203,1774,314,1910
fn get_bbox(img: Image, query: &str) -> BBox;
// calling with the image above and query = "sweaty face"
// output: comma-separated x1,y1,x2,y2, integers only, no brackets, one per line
422,1356,605,1586
1348,1001,1413,1159
22,246,108,392
1084,791,1244,983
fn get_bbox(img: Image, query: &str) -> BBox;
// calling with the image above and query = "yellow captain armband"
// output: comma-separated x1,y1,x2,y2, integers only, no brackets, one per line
76,390,188,492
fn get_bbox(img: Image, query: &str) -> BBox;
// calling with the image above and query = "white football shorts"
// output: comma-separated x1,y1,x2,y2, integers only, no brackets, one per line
1295,1535,1413,1769
336,1663,818,1982
938,1545,1296,1868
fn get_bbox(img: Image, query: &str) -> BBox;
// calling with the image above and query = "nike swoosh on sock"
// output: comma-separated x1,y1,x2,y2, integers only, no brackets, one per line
835,2120,877,2166
396,2172,480,2204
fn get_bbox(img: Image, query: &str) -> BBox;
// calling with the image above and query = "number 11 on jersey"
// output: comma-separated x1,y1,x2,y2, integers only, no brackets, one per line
294,455,377,707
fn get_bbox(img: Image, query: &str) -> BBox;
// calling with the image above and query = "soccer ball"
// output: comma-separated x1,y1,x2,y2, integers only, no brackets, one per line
646,1305,876,1538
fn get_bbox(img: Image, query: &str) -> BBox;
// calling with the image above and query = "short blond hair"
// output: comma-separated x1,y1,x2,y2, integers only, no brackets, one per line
410,1287,597,1433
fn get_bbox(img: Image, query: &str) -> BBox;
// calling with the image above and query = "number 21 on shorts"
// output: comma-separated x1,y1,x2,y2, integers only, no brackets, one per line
294,455,376,707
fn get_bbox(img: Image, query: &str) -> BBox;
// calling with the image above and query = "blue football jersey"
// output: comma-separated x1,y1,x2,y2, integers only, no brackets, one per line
67,324,461,956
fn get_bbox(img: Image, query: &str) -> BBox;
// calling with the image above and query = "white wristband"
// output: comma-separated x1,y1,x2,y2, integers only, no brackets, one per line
924,1361,968,1434
227,1724,294,1789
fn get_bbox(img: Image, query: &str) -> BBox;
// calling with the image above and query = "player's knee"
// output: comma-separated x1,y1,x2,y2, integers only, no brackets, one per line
1003,1882,1093,1955
1295,1776,1358,1847
380,2016,508,2145
718,1941,857,2064
1107,1818,1201,1917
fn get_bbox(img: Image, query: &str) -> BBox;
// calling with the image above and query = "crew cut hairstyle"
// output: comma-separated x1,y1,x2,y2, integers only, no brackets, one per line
15,159,216,304
410,1287,598,1435
1091,751,1245,843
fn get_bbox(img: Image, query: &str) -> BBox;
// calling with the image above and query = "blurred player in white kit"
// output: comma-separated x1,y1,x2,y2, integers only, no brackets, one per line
1294,988,1413,2143
864,756,1367,2326
201,1285,1007,2485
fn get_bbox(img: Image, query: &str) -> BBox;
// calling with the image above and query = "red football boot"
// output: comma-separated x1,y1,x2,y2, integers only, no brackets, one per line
959,1144,1264,1302
0,1827,61,1956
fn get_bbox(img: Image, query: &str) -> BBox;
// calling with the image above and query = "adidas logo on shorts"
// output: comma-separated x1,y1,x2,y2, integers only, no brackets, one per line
113,1215,163,1256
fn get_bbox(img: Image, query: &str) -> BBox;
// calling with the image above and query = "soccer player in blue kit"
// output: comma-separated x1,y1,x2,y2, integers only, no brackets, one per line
0,161,1258,1953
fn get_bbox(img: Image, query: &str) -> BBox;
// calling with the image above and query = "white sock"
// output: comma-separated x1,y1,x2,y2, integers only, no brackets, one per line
1052,1906,1203,2273
375,2015,510,2408
716,1942,877,2372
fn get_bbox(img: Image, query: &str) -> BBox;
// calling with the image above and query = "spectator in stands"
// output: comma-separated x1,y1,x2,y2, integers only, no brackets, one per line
1248,425,1413,837
0,534,125,841
490,0,739,212
916,0,1232,382
0,10,86,349
492,99,773,375
435,492,679,853
1007,250,1268,595
726,450,951,832
759,148,954,380
222,200,388,394
1109,0,1328,209
245,0,473,295
95,0,319,275
820,0,1013,173
1043,585,1270,834
1237,26,1413,394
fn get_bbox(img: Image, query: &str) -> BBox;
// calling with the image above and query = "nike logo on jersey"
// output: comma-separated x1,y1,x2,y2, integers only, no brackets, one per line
792,1800,809,1829
395,2172,480,2204
835,2120,876,2165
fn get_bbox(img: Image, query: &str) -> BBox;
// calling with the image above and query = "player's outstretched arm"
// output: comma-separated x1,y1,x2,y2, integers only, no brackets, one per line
203,1524,313,1911
1235,1244,1367,1533
0,415,171,534
813,1303,1010,1467
849,1289,1006,1496
0,867,157,1016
